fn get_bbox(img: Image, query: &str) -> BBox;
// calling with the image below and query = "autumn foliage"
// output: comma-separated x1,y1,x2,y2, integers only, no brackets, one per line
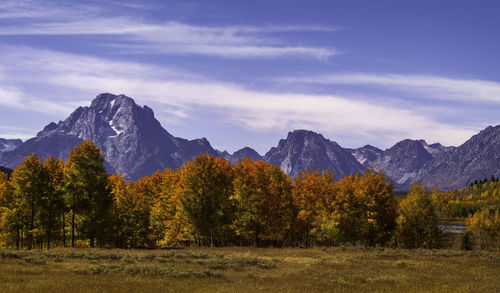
0,140,456,249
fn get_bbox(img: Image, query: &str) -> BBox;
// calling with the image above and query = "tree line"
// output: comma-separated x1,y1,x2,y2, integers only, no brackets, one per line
0,141,496,250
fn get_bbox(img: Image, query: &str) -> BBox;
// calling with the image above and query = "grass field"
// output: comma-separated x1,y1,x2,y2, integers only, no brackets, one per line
0,247,499,292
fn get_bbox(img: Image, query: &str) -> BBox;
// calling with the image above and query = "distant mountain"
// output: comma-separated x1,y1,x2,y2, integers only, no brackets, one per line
0,92,497,190
228,147,263,164
346,145,383,167
264,130,363,178
419,140,454,157
0,138,22,159
419,125,500,190
370,139,435,189
266,127,498,190
0,93,217,180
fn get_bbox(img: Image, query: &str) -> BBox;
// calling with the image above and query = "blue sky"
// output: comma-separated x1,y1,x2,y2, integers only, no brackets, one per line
0,0,499,154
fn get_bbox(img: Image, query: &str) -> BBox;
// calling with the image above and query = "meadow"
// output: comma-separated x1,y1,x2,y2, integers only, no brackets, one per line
0,247,499,292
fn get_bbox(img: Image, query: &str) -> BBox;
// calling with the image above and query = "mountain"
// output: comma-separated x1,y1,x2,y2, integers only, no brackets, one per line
419,140,454,157
228,147,263,164
264,130,363,178
0,92,497,190
0,138,22,159
419,125,500,190
346,145,383,167
0,93,217,180
370,139,435,189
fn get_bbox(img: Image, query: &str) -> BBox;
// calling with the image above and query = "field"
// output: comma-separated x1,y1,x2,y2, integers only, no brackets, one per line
0,247,499,292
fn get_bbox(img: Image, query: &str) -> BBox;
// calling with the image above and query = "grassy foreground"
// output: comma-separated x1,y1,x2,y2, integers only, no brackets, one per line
0,247,499,292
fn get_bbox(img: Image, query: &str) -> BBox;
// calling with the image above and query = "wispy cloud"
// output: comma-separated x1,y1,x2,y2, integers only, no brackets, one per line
279,73,500,104
0,126,36,140
0,46,480,147
0,2,338,60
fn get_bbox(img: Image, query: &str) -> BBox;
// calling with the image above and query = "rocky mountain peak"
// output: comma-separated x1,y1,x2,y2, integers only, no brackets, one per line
0,93,497,190
418,124,499,190
371,139,434,189
265,129,362,177
229,147,263,164
0,93,217,180
346,144,383,167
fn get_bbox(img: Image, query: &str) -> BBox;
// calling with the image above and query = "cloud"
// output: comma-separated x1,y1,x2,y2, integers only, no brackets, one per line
0,63,84,116
0,126,34,140
0,2,338,60
0,46,481,148
279,73,500,104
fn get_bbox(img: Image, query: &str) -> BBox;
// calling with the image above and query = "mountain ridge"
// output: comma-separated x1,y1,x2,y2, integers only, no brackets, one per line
1,93,498,190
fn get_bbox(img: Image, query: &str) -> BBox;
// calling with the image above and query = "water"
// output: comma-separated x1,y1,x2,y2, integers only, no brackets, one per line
438,225,466,234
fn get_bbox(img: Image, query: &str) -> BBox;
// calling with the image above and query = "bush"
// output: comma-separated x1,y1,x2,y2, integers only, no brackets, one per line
461,232,473,251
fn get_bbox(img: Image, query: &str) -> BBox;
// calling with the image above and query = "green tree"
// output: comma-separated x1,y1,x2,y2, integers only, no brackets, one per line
64,141,112,248
40,156,65,249
356,168,398,246
330,173,364,244
466,207,500,251
232,159,293,246
396,182,441,248
0,171,18,247
181,154,234,246
111,174,156,248
10,153,45,249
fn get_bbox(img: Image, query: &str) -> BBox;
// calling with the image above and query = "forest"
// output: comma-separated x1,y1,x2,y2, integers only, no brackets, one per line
0,140,499,251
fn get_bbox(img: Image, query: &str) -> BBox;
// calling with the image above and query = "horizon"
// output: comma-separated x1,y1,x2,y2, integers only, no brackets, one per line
1,0,499,153
12,92,499,156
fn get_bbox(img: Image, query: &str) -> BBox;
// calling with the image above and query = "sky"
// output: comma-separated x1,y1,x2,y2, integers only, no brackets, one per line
0,0,499,154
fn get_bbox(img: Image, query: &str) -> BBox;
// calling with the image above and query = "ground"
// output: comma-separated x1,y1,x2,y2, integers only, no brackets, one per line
0,247,499,292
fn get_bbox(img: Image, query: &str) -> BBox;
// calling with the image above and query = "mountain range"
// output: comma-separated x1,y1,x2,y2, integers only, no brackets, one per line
0,93,498,190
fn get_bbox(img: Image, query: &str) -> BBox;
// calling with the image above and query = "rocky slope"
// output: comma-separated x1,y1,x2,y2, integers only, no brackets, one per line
0,93,497,190
264,130,363,178
0,93,217,180
419,125,500,190
228,147,263,164
0,138,22,159
370,139,435,189
346,145,383,167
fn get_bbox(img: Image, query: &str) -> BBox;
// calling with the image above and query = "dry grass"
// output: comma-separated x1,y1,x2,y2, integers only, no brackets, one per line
0,247,499,292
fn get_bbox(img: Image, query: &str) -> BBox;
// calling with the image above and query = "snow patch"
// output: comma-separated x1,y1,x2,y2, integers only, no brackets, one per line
108,119,123,137
397,172,416,184
352,152,367,165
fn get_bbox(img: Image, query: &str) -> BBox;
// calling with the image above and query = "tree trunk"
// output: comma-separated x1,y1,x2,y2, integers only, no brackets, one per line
71,210,75,248
62,212,66,248
47,210,52,250
29,198,35,250
16,210,20,250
